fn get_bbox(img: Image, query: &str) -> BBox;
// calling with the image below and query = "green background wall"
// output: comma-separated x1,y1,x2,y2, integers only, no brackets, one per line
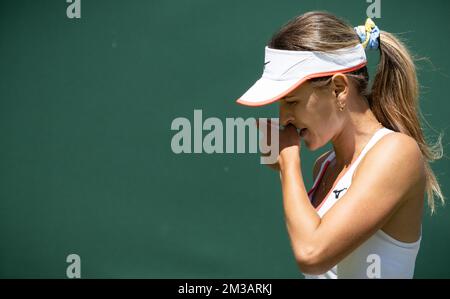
1,0,449,278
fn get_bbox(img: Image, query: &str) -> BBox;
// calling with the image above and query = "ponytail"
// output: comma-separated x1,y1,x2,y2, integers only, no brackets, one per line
370,31,445,213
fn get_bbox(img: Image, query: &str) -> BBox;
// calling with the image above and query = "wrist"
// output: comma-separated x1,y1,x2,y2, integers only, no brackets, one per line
279,146,300,171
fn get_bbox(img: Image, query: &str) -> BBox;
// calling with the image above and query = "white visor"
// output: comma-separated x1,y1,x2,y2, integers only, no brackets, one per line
236,44,367,106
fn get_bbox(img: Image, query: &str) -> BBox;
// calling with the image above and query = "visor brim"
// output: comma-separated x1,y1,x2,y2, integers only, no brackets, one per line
236,62,367,107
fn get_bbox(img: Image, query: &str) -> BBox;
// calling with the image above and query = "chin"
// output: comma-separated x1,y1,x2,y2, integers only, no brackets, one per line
305,143,320,151
302,139,315,151
302,135,325,151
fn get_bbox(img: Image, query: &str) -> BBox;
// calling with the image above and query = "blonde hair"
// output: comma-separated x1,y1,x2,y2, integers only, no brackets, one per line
269,11,445,213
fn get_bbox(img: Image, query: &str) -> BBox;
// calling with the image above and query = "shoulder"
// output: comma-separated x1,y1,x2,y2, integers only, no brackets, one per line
366,132,424,169
312,150,333,181
353,131,425,198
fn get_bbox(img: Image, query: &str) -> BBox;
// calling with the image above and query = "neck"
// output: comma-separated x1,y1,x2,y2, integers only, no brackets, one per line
331,108,382,169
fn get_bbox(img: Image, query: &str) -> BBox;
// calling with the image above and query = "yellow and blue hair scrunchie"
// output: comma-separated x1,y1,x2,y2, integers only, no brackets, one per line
354,18,380,50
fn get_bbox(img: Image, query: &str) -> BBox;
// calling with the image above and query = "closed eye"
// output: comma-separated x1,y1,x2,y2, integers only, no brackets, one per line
281,96,298,106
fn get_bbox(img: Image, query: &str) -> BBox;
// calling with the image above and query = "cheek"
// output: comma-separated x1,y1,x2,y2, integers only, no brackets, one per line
301,105,337,149
301,101,322,128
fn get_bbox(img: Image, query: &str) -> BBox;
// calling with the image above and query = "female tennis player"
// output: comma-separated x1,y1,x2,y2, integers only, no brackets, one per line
236,12,444,278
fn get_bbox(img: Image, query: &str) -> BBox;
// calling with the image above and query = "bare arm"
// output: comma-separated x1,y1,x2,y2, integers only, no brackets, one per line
280,133,425,275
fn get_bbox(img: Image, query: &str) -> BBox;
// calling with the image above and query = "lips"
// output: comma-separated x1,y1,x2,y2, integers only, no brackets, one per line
299,128,308,137
285,122,308,136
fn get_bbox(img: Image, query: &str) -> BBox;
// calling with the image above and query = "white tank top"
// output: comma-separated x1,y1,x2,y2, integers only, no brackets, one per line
304,127,421,279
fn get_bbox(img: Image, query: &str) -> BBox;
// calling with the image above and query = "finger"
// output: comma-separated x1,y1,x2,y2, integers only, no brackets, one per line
285,123,299,134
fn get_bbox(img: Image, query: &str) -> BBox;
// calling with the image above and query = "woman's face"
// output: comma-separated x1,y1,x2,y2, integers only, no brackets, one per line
279,79,345,151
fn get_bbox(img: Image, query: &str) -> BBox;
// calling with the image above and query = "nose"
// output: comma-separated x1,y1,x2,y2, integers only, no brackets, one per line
279,102,295,127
